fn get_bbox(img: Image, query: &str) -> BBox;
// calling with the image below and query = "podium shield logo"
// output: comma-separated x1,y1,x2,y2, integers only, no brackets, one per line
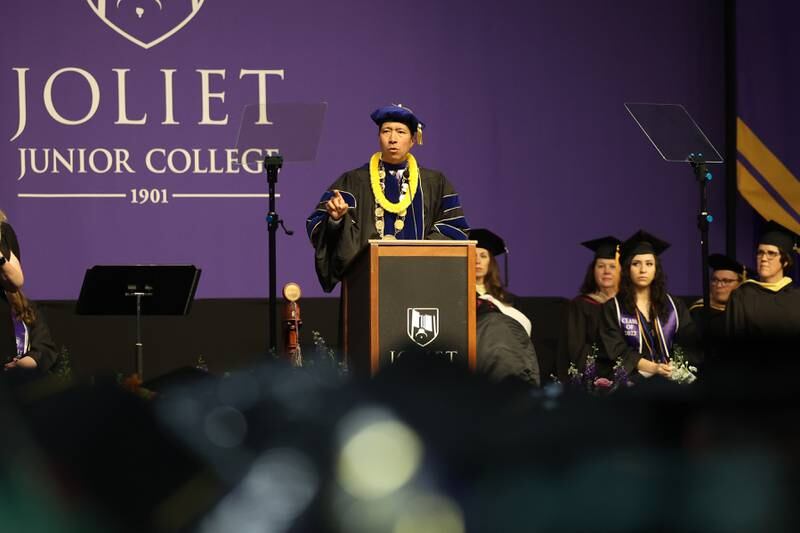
86,0,205,50
407,308,439,347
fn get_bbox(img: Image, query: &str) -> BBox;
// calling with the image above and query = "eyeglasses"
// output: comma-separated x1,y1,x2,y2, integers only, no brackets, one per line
711,277,739,286
756,249,781,260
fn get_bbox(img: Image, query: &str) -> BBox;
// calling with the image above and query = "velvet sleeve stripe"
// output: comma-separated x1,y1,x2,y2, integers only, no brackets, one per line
306,210,327,241
433,210,470,239
305,189,357,241
338,191,357,208
434,215,470,226
434,221,470,240
441,194,462,211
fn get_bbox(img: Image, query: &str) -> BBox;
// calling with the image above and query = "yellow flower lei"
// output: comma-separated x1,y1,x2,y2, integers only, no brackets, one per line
369,152,419,213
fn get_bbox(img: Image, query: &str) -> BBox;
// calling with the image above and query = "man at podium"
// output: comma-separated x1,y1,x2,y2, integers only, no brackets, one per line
306,104,470,291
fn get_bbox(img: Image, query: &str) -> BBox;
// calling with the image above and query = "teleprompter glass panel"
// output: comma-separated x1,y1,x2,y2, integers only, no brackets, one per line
625,103,723,163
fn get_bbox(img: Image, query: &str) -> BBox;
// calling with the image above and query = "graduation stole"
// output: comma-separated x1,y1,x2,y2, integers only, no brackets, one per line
613,295,679,362
11,310,29,357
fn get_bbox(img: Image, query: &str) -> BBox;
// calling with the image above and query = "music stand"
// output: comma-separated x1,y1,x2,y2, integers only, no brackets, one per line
625,103,724,360
77,265,201,379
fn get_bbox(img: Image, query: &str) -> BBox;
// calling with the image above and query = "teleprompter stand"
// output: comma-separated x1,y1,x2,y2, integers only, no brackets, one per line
265,155,293,356
235,101,327,356
76,265,201,380
625,103,724,359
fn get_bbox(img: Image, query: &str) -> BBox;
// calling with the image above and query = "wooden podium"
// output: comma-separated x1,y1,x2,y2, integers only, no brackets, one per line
341,240,476,378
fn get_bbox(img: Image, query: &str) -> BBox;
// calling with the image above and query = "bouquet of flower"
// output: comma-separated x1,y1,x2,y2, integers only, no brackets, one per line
668,345,697,385
566,344,632,395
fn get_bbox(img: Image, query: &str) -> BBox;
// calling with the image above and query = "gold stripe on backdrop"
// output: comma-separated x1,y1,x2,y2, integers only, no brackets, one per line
737,117,800,219
736,160,800,234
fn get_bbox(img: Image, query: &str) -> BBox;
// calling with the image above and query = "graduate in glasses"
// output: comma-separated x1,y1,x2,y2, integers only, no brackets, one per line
599,230,699,382
725,220,800,344
689,254,746,346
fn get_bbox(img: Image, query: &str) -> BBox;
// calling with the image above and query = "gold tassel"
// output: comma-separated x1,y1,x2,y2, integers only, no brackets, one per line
417,124,423,145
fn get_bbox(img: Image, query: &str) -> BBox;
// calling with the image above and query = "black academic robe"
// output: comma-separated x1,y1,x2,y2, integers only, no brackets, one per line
306,166,468,292
725,280,800,342
558,294,607,381
476,296,540,387
599,295,700,377
0,295,58,375
689,299,727,346
1,222,22,364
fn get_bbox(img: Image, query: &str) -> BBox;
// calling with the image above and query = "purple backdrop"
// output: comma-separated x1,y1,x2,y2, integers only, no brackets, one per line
1,0,728,300
736,0,800,275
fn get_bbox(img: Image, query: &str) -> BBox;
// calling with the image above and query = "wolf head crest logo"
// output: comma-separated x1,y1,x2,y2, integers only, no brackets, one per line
87,0,205,50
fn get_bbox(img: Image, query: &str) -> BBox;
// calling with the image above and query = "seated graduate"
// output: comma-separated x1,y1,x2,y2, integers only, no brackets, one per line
306,104,469,292
725,220,800,345
0,213,58,382
470,228,540,387
557,236,621,381
689,254,745,346
599,230,699,382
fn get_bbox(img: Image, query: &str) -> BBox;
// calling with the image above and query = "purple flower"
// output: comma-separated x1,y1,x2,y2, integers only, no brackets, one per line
612,359,633,388
584,360,597,382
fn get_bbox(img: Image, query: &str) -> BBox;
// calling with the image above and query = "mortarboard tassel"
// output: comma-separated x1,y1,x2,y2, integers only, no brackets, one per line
504,248,509,287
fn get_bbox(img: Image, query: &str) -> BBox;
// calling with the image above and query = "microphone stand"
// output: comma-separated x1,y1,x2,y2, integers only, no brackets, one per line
689,153,713,361
265,155,293,356
125,285,152,379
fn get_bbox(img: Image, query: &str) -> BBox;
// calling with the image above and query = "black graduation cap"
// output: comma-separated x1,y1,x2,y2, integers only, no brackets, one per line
759,219,799,256
0,221,21,262
708,253,745,275
470,228,510,286
619,229,670,263
370,104,425,144
469,228,507,257
581,236,621,260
